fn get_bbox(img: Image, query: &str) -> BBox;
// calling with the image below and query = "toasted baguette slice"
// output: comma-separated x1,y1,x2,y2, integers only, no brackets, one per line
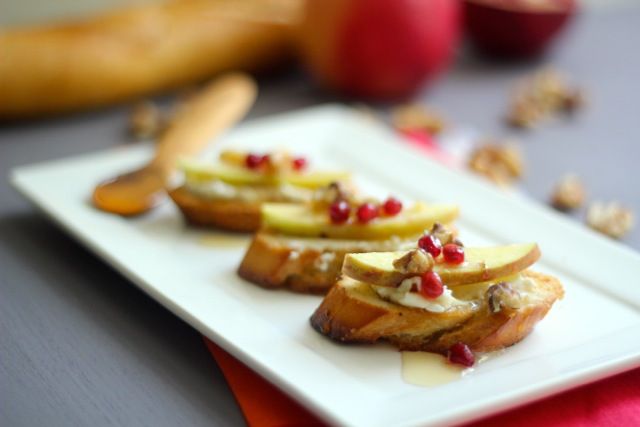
237,232,419,294
310,270,563,353
168,186,261,232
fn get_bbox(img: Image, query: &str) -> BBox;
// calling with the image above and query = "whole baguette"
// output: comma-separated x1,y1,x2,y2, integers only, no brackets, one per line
310,270,563,353
0,0,301,119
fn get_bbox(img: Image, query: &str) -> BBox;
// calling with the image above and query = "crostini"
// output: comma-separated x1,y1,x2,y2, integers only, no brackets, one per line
238,182,460,294
169,150,350,231
310,238,563,364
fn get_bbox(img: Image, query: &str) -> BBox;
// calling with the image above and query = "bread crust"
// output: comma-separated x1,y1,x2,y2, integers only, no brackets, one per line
237,232,418,294
0,0,299,119
310,270,563,353
168,186,260,232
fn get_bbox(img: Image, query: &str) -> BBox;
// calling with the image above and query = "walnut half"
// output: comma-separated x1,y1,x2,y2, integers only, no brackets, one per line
392,249,434,275
430,222,455,246
586,201,635,239
311,182,353,210
551,174,586,211
390,103,446,135
468,142,524,186
128,101,164,140
487,282,521,313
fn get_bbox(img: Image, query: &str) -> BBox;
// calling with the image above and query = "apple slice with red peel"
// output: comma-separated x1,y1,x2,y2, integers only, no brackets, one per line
181,158,350,189
342,243,541,287
262,202,459,240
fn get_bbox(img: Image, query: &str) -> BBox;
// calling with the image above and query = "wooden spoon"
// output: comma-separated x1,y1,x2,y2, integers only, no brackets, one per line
92,73,257,216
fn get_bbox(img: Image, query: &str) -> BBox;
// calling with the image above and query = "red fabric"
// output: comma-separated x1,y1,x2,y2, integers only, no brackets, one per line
399,128,459,168
205,339,640,427
205,339,326,427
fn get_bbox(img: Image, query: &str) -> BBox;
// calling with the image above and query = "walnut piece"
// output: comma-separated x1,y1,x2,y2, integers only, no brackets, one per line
468,143,524,186
430,222,455,246
392,249,434,275
586,201,635,239
264,151,294,174
311,182,355,210
551,174,586,211
128,101,164,140
487,282,521,313
390,103,446,135
561,88,587,113
506,67,585,129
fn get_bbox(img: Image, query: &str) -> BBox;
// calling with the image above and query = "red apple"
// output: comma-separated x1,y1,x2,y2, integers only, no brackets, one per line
298,0,461,100
464,0,578,58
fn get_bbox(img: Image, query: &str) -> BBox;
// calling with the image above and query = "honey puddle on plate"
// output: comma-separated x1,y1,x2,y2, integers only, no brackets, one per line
401,352,465,386
401,351,498,387
199,233,248,248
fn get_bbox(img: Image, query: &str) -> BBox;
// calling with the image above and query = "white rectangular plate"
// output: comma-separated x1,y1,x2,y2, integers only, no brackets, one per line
11,105,640,427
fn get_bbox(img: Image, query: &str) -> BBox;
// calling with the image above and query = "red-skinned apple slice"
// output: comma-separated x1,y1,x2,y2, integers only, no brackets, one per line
342,243,541,287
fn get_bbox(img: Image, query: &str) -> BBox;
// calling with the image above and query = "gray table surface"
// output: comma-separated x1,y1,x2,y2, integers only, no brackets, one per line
2,6,639,427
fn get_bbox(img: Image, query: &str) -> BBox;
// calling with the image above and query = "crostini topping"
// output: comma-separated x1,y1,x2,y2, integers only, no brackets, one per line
372,279,466,313
419,271,444,299
245,153,267,170
318,186,407,226
292,156,308,171
487,282,521,313
392,249,434,275
430,222,455,246
443,243,465,264
314,252,336,272
418,234,442,258
356,202,379,224
313,182,351,208
243,151,310,174
185,180,311,203
329,200,351,224
382,197,403,216
447,342,475,367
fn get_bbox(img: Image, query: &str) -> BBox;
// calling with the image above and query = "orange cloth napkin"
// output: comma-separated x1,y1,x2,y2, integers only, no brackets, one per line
205,338,640,427
205,339,326,427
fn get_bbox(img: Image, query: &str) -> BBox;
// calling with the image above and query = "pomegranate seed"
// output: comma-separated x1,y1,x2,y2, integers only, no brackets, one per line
329,200,351,224
382,197,403,216
418,234,442,258
292,157,308,171
419,271,444,299
443,244,465,264
245,153,263,169
356,203,379,223
448,342,475,367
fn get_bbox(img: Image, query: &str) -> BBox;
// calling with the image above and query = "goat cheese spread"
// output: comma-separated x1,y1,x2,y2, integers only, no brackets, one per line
372,276,467,313
509,274,541,305
373,273,538,313
185,179,311,202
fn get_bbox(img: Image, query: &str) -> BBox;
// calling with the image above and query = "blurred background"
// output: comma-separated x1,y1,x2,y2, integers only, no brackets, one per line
1,0,637,246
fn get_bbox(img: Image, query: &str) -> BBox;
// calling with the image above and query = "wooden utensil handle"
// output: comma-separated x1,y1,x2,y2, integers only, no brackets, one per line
151,73,257,175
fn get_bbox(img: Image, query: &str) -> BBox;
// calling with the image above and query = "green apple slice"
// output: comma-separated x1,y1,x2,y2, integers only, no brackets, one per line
342,243,540,286
181,159,350,189
261,202,459,240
